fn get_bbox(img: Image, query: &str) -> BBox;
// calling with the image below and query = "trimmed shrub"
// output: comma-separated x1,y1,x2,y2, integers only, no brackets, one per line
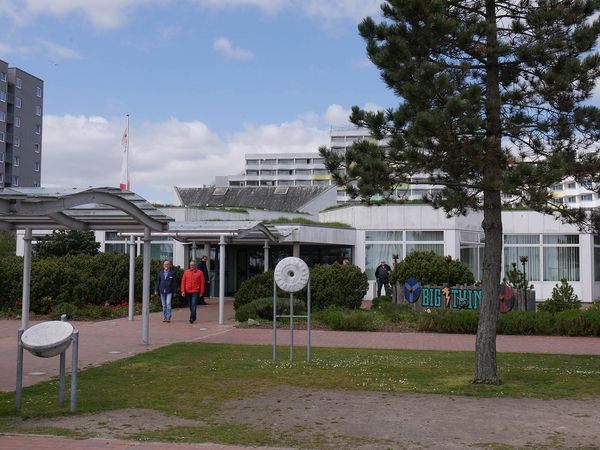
538,279,581,313
417,309,479,333
235,297,306,322
390,251,475,286
554,310,600,337
50,302,79,320
0,254,183,313
371,296,392,310
376,302,417,324
233,271,296,310
313,307,379,331
310,263,368,310
497,311,554,335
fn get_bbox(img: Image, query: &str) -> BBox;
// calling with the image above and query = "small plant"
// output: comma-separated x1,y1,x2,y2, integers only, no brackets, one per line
505,263,526,289
538,279,581,313
370,295,392,310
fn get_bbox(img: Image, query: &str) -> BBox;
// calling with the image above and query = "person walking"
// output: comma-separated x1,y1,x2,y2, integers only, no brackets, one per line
198,255,209,305
375,260,392,297
155,260,177,323
181,259,205,324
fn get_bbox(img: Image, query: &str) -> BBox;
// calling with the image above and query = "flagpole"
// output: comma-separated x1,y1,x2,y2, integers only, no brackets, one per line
126,114,130,190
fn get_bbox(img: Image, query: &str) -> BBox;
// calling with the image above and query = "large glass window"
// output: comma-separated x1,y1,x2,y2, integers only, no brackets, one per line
406,230,444,255
504,246,540,281
366,231,402,241
543,235,580,281
365,244,402,280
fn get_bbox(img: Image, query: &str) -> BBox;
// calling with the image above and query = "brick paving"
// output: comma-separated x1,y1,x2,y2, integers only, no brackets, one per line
2,299,600,449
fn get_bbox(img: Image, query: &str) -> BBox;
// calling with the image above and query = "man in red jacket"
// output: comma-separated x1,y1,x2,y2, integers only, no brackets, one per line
181,259,205,324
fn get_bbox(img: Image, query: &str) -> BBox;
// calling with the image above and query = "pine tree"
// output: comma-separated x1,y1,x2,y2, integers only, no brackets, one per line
320,0,600,383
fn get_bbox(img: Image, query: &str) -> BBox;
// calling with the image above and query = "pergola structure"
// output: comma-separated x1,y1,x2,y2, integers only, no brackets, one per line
122,220,281,324
0,187,173,344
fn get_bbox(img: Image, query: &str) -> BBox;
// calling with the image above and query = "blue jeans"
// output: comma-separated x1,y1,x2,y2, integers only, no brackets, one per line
186,292,199,321
160,293,172,319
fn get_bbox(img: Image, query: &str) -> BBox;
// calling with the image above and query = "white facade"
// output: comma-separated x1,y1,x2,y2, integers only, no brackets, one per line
320,204,600,302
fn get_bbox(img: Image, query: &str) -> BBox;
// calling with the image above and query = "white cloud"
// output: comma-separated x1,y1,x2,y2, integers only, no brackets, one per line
0,41,33,56
6,0,380,30
36,39,82,60
213,37,256,61
41,113,328,202
24,0,164,29
324,102,383,127
352,58,373,69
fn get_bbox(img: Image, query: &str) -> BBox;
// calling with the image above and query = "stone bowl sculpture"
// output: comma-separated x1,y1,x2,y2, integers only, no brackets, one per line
21,321,74,358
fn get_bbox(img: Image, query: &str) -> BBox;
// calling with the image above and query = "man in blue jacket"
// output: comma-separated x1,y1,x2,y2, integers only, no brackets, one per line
155,259,177,322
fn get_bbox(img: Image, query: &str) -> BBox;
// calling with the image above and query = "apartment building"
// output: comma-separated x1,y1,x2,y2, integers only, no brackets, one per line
0,59,43,188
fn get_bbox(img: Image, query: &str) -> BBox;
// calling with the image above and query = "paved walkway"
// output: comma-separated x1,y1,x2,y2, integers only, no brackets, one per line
2,299,600,393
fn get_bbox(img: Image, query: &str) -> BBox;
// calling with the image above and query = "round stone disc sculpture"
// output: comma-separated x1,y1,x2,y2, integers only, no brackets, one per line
21,321,74,358
274,257,309,293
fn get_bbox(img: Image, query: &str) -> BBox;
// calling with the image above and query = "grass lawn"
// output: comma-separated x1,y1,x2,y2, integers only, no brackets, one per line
1,343,599,447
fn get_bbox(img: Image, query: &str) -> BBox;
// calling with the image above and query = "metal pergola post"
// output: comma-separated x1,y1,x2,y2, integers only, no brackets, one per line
128,236,136,321
21,228,32,330
263,240,270,272
142,228,151,345
218,235,226,324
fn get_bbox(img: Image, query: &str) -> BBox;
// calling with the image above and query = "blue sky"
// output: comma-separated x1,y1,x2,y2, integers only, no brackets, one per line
0,0,396,202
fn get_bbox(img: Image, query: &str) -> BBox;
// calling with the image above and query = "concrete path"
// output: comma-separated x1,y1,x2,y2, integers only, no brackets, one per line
2,299,600,393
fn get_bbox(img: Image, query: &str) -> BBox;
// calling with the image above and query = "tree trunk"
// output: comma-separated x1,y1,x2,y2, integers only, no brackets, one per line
475,191,502,384
474,0,502,385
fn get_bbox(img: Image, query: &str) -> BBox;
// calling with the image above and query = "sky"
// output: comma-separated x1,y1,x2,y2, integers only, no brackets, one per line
0,0,397,203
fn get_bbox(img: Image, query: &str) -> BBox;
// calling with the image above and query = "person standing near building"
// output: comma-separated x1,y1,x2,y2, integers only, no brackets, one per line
198,255,209,305
181,260,205,324
155,260,177,323
375,260,392,297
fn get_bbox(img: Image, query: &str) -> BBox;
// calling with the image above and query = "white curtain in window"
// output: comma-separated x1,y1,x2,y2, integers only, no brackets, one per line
543,247,580,281
406,243,444,255
365,244,402,280
503,246,540,281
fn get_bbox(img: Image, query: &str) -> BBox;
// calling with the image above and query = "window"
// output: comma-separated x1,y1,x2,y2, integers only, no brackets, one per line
34,161,40,171
15,97,21,108
0,174,3,183
365,239,402,280
14,137,20,147
552,183,563,191
16,77,21,89
0,111,5,122
13,156,19,166
567,182,576,189
36,105,41,116
36,86,42,97
0,72,6,82
567,196,577,203
406,231,444,241
366,231,403,241
12,176,19,186
262,159,276,165
278,159,293,164
34,143,40,153
0,152,4,162
0,90,5,102
246,170,258,176
543,235,580,281
246,159,259,166
580,194,593,201
260,170,276,176
0,132,4,142
312,169,330,175
35,124,41,134
295,169,311,176
15,116,21,127
503,235,541,282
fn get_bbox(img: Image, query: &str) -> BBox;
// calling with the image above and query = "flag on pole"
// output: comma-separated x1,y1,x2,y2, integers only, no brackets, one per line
119,118,130,190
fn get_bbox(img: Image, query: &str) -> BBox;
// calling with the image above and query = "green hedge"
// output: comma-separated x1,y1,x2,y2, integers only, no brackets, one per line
313,307,380,331
0,254,183,314
416,309,600,336
390,251,475,286
234,262,368,312
235,297,306,322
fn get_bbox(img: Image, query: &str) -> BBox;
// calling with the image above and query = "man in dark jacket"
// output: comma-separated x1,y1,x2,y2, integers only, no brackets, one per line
375,260,392,297
155,259,177,322
198,255,209,305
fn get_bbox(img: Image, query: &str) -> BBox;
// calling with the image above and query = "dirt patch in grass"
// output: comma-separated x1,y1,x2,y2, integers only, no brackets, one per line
13,408,203,439
218,386,600,449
